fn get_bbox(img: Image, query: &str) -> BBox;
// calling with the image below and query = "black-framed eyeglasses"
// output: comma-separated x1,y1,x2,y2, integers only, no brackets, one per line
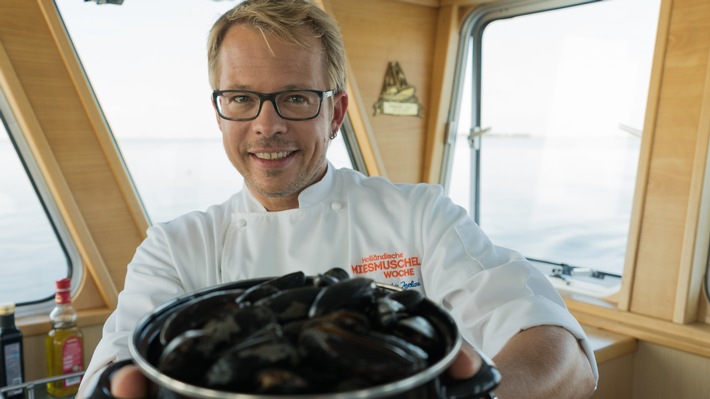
212,89,336,121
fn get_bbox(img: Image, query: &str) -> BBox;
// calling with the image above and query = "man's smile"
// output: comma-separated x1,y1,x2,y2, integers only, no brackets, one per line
253,151,294,160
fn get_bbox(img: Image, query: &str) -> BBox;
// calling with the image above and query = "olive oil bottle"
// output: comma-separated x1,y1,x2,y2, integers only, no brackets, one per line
45,278,84,397
0,303,24,399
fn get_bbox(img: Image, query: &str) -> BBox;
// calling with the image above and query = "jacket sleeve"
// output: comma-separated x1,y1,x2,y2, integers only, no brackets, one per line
77,225,189,398
417,186,599,381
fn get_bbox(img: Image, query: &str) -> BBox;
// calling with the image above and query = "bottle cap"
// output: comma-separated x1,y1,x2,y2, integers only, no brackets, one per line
55,278,73,304
56,278,71,290
0,302,16,316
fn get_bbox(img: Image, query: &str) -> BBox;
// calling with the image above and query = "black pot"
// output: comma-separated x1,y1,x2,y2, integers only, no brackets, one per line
91,276,500,399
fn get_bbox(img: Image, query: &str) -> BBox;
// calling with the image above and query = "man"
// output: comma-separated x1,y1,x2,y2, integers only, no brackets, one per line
79,1,597,398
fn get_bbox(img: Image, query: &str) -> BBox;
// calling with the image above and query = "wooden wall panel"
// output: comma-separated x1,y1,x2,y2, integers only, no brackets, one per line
630,0,710,320
632,342,710,399
592,355,634,399
330,0,439,183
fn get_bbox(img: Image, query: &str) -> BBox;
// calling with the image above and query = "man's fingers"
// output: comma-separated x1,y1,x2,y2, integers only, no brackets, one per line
448,343,483,380
110,365,149,399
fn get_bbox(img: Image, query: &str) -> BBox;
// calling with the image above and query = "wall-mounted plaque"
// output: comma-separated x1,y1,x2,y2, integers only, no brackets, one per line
373,62,423,117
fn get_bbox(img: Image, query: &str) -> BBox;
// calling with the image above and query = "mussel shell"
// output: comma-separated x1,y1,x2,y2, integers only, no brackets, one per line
158,330,219,384
372,295,408,329
308,277,379,318
236,271,307,304
390,315,442,360
201,305,279,345
387,288,425,311
302,309,371,335
204,336,299,391
253,368,310,394
159,289,244,346
298,322,427,384
313,267,350,287
253,285,321,323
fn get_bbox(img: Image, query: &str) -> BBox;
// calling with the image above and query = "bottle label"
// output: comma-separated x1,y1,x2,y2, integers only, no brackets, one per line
60,337,83,387
3,342,23,394
55,290,71,305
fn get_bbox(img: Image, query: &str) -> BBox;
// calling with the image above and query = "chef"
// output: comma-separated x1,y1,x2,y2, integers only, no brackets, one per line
79,1,597,398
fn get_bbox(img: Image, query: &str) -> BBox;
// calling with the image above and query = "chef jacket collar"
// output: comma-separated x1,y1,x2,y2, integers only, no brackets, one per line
240,162,335,212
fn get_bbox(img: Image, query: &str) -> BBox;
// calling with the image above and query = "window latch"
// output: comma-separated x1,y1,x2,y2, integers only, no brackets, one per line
549,263,607,281
468,126,491,148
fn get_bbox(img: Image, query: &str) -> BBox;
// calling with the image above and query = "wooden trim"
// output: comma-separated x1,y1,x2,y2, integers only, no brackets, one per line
37,0,150,237
582,325,638,364
388,0,441,7
569,298,710,358
673,45,710,323
617,0,672,312
16,308,112,336
626,0,710,320
343,66,386,177
0,40,118,308
441,0,498,6
422,5,459,183
320,0,386,177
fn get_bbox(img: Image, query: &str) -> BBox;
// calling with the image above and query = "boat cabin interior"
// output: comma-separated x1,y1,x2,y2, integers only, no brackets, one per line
2,0,710,398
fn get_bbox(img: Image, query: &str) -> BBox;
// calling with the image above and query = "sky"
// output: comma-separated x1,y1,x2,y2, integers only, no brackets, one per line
55,0,242,139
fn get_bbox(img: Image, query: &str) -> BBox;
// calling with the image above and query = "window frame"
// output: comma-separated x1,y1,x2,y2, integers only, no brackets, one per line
0,88,83,316
340,114,368,173
441,0,600,211
441,0,663,298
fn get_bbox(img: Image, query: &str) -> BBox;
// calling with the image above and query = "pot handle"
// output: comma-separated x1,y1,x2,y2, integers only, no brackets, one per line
441,357,501,399
86,359,135,399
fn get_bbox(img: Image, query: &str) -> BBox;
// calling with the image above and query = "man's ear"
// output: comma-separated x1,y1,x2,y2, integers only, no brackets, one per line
330,91,349,133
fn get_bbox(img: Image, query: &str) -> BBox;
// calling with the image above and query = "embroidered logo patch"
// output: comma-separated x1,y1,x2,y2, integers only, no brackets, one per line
350,251,421,279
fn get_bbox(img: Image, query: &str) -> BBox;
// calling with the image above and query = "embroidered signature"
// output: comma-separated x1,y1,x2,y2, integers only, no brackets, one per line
398,280,421,290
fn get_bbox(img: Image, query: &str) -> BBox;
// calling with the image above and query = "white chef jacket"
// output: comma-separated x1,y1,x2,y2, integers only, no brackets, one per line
79,163,598,396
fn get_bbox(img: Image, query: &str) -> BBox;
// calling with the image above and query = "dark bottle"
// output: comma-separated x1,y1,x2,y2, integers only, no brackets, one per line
0,302,25,399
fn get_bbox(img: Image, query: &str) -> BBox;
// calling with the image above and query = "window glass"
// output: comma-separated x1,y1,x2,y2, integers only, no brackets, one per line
55,0,354,224
448,0,660,290
0,114,70,306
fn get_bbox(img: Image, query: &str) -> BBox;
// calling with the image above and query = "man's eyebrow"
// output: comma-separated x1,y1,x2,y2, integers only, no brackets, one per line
221,84,251,91
220,85,314,92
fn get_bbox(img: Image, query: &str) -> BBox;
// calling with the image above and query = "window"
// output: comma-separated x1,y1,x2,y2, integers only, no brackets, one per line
445,0,661,296
55,0,356,224
0,94,81,313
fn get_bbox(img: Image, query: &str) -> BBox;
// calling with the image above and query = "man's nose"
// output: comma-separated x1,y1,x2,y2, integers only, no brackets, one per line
252,99,286,134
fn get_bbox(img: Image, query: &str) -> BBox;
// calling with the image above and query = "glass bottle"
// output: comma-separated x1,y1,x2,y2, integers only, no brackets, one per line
0,303,24,399
45,278,84,397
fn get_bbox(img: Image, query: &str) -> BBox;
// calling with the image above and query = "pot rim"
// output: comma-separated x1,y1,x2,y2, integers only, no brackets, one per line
129,280,462,399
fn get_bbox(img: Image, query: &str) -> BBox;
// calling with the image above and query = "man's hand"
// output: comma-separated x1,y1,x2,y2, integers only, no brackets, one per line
110,365,149,399
448,342,484,380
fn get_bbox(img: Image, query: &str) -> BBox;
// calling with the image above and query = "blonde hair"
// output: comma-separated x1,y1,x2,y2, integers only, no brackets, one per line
207,0,346,92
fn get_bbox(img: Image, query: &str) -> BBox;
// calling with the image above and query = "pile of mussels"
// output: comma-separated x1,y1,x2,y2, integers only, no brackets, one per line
155,268,452,395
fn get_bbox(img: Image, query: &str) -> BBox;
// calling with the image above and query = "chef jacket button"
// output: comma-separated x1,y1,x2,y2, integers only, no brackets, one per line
238,219,247,228
331,202,342,210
